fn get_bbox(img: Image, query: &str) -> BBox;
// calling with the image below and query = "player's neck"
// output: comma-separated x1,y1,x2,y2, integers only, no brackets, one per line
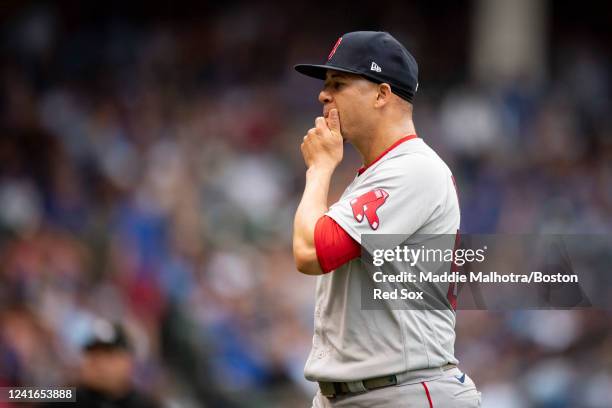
358,120,417,166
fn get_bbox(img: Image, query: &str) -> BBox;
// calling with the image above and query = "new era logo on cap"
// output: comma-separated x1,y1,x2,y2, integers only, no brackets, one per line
370,61,381,72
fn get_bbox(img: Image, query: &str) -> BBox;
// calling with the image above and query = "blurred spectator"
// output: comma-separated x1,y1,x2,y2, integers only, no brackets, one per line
40,319,159,408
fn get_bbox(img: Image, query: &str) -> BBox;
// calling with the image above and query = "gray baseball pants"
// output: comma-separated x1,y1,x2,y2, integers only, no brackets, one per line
311,367,481,408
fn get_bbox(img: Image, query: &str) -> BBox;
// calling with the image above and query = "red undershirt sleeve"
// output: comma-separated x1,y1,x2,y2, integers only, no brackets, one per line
314,215,362,273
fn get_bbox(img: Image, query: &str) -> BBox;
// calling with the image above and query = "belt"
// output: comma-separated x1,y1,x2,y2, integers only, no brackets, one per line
318,364,457,398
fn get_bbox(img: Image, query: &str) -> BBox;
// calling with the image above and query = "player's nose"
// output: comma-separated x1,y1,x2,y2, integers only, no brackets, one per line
318,89,332,105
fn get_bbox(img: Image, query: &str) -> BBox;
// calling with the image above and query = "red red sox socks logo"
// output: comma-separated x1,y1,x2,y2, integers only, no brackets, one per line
350,189,389,230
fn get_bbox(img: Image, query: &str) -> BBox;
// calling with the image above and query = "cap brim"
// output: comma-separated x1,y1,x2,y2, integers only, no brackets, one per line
294,64,361,80
83,340,130,352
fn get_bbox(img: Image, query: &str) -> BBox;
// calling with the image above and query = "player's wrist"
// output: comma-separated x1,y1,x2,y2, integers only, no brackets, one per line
307,164,336,177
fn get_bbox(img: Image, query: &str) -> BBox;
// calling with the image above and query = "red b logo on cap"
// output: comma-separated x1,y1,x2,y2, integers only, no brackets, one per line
328,37,342,61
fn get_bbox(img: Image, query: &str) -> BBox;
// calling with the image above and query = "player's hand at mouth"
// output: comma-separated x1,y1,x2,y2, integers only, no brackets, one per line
301,108,343,172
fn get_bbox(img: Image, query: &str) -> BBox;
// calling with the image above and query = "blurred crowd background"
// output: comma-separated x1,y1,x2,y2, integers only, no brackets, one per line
0,1,611,407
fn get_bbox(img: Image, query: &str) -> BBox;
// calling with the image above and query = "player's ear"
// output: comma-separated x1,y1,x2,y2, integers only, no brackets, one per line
374,83,392,108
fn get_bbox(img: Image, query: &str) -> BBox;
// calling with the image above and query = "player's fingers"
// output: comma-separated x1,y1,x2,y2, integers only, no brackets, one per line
306,128,319,142
327,109,341,133
315,116,327,131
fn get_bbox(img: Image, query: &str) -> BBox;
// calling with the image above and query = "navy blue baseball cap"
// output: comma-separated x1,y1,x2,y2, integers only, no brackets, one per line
295,31,419,103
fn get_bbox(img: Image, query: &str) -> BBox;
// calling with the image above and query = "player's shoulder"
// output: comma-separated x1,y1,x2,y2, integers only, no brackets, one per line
370,139,452,180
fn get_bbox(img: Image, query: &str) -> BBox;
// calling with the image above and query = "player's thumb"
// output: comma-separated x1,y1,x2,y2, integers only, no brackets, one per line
328,109,341,134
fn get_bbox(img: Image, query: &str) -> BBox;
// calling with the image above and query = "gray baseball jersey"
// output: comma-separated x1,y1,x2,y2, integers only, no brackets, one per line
304,136,461,382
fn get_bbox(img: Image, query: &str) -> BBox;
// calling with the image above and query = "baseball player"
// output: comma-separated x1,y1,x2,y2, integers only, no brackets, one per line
292,31,481,407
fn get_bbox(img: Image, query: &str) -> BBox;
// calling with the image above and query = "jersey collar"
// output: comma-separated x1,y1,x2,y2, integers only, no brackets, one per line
357,134,418,175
